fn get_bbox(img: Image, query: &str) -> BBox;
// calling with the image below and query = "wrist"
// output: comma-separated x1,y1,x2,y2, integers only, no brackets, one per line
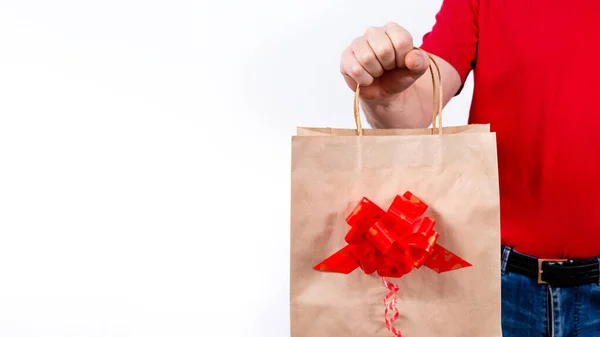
360,92,406,128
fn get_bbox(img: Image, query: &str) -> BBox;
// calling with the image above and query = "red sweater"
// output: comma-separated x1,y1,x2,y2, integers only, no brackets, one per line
421,0,600,259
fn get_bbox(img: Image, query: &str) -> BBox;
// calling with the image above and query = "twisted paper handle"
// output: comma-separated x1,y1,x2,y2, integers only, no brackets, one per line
382,277,402,337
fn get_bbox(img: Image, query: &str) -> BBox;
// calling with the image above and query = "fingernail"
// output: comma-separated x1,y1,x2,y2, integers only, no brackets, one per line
414,54,423,68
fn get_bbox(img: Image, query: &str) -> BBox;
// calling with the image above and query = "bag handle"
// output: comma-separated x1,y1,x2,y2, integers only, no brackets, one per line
353,47,444,136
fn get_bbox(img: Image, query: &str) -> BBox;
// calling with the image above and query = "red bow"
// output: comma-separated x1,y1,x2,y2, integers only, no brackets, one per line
314,192,471,337
314,191,471,277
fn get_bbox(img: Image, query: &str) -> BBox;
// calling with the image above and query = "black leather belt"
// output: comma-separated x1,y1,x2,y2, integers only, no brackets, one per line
504,247,600,287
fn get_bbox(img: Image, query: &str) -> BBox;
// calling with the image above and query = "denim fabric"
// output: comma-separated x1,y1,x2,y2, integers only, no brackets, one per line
501,247,600,337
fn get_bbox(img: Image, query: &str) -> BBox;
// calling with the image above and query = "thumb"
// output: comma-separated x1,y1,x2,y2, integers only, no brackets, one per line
404,49,430,74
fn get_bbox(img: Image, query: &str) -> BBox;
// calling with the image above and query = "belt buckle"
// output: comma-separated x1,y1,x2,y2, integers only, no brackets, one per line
537,258,568,284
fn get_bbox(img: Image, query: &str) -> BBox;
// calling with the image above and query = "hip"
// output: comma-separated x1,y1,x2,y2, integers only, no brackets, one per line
501,246,600,337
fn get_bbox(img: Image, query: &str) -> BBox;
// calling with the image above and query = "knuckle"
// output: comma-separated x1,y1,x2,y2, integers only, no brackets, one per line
365,26,381,35
394,39,413,54
397,32,414,49
356,51,376,65
374,45,394,60
349,65,364,78
351,37,364,47
384,21,399,28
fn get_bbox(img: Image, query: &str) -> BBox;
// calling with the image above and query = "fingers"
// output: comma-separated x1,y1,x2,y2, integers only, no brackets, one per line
383,22,414,68
351,36,384,79
365,27,396,71
341,47,374,86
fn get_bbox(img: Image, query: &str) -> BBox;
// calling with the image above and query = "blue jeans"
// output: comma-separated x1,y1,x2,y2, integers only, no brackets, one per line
501,248,600,337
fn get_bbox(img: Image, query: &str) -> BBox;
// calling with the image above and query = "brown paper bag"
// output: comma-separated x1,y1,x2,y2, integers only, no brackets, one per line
290,56,501,337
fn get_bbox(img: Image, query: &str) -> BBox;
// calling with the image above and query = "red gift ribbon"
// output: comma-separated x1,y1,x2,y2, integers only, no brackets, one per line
314,191,471,336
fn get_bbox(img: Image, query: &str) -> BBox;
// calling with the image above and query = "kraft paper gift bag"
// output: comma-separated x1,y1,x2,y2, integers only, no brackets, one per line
290,56,502,337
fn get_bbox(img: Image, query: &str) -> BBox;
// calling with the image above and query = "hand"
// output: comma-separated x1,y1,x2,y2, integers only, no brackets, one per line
340,22,431,101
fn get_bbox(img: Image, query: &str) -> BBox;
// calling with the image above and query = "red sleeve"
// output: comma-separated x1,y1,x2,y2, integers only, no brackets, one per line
420,0,479,86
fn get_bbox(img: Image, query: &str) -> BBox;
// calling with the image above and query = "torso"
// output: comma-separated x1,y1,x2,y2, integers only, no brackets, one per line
471,1,600,258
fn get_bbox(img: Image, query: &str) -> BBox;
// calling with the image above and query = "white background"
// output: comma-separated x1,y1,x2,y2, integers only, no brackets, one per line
0,1,472,336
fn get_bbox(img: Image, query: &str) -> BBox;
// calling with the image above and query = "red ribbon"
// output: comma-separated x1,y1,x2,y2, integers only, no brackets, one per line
314,191,471,336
